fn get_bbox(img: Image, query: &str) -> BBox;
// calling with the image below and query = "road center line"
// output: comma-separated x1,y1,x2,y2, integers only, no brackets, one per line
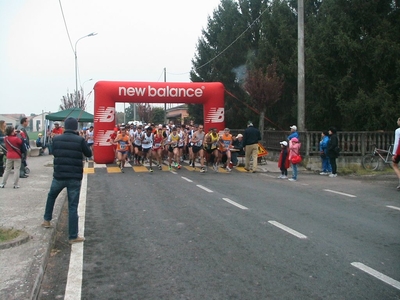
196,185,213,193
181,176,193,182
222,198,248,210
64,165,88,299
268,221,308,239
386,205,400,211
351,262,400,290
324,189,357,198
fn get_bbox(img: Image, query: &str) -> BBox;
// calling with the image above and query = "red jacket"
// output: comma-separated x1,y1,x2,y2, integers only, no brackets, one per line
4,135,23,159
278,147,290,169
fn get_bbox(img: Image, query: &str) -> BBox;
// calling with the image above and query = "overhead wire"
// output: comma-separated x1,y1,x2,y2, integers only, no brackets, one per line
57,0,84,122
58,0,74,55
166,6,269,78
195,6,269,71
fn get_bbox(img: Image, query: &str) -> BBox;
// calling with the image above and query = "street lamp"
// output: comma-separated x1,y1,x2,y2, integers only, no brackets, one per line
74,32,97,99
82,78,93,94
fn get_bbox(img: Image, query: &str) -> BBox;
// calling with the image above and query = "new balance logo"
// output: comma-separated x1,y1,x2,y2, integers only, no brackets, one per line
205,107,224,123
95,130,115,146
95,107,115,123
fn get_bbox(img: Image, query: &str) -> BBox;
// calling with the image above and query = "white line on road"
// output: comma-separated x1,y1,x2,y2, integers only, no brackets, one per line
324,189,357,198
196,185,213,193
181,176,193,182
351,262,400,290
268,221,308,239
386,205,400,211
222,198,248,210
64,166,88,299
93,163,107,168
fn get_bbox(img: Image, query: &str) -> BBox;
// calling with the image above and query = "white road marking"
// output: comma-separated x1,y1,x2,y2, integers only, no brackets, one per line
93,163,107,168
64,166,88,299
386,205,400,211
181,176,193,182
351,262,400,290
222,198,248,210
196,185,213,193
324,189,357,198
268,221,308,239
261,174,276,179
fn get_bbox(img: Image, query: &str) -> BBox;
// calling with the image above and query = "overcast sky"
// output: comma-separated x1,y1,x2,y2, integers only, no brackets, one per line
0,0,221,115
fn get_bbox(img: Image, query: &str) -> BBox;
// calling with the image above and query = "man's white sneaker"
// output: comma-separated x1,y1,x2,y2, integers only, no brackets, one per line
281,175,288,179
288,178,297,181
319,172,328,175
329,173,337,178
278,175,283,178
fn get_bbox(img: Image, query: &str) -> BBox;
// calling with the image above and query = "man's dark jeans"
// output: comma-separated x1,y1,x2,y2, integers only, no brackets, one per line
44,178,82,240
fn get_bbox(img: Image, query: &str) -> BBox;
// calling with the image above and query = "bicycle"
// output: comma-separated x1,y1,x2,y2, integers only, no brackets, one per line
362,144,393,171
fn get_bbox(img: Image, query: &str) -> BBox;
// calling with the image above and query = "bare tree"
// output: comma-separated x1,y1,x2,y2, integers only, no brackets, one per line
59,89,86,110
244,60,284,139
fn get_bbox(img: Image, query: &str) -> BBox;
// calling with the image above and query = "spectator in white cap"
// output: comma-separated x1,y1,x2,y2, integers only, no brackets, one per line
288,125,299,141
278,141,290,179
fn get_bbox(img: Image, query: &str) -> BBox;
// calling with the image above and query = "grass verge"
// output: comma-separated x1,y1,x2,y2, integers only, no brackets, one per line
0,227,23,242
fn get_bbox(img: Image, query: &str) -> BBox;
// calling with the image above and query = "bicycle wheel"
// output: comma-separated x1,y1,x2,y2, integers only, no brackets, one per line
362,154,380,171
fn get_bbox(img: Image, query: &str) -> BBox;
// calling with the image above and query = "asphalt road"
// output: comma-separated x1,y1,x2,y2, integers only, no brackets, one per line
40,165,400,299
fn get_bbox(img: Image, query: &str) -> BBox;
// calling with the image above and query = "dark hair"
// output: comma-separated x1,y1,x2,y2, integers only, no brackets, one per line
328,127,337,134
323,130,329,136
5,125,14,136
20,117,27,124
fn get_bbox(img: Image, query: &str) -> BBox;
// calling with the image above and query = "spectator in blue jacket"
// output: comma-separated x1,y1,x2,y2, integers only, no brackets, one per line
288,125,299,141
319,131,332,175
42,117,92,244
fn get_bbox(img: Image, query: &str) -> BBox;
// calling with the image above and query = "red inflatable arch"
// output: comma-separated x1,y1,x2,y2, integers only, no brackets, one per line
93,81,225,164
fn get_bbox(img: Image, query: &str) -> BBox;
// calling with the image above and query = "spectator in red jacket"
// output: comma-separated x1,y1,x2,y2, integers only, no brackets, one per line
0,126,23,188
278,141,290,179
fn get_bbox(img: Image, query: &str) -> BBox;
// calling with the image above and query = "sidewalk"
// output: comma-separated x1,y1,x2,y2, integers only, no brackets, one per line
0,155,298,299
0,154,66,300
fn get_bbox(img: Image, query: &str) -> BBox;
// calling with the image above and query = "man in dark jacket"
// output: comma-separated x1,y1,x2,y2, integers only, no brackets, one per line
243,121,261,172
17,117,30,178
327,126,339,178
42,117,92,244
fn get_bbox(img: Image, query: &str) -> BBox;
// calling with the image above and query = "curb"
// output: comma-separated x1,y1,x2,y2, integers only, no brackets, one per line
28,191,67,300
0,231,30,250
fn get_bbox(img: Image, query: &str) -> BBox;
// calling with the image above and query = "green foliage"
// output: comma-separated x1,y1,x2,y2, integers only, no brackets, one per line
151,107,165,125
191,0,400,131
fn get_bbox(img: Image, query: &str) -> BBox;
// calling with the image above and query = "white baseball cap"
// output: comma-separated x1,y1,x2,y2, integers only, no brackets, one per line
280,141,288,146
290,125,297,130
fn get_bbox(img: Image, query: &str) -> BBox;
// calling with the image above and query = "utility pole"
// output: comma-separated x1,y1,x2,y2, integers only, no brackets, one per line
298,0,305,131
164,67,167,124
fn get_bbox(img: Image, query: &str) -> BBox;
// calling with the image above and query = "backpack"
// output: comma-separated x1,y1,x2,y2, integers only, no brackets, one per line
16,132,29,154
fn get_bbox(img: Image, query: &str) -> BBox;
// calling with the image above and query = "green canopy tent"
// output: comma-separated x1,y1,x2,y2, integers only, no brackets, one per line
45,108,94,122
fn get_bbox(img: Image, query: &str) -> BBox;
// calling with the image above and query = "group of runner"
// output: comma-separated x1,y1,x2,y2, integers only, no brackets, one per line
110,123,238,173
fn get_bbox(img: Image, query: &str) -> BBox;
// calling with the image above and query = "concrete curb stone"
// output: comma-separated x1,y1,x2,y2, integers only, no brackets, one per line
0,154,66,300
